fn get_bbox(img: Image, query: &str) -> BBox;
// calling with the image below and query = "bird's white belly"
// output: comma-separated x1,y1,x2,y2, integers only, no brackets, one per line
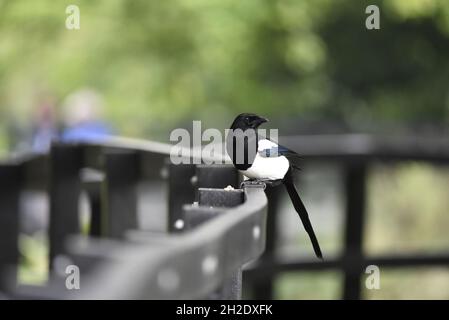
240,154,289,180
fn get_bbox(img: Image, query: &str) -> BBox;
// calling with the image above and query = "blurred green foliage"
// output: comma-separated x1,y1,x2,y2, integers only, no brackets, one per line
1,0,449,140
364,267,449,299
18,233,48,285
367,163,449,255
275,271,342,300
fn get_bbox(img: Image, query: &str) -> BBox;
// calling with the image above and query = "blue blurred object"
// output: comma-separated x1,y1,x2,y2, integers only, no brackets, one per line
61,121,114,143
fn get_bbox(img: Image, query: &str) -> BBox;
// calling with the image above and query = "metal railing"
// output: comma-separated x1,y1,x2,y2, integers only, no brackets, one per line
0,138,267,299
1,133,448,299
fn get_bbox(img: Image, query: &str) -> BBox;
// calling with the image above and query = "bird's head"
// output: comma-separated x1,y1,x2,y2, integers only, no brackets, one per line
229,113,268,131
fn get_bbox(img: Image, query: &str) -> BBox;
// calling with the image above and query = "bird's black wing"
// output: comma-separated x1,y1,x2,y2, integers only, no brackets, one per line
258,138,301,157
258,145,296,157
258,140,302,170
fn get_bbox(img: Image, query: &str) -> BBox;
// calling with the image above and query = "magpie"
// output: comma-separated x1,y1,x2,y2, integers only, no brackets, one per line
226,113,323,259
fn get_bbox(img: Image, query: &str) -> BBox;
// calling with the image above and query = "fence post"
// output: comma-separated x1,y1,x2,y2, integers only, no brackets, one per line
81,168,105,237
342,162,367,300
196,165,242,299
196,164,241,190
167,162,197,233
184,187,244,299
48,145,83,270
0,164,21,292
249,185,281,299
103,150,139,238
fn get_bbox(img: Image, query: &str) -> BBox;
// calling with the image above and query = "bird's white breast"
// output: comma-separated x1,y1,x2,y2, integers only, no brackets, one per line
240,153,289,180
258,139,277,151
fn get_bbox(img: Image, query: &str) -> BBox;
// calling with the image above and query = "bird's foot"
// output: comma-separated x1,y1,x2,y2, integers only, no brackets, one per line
240,179,267,189
240,178,283,189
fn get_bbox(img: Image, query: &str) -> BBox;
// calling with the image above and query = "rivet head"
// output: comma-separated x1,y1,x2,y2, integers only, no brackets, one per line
202,255,218,275
174,219,184,230
253,225,260,240
160,167,169,179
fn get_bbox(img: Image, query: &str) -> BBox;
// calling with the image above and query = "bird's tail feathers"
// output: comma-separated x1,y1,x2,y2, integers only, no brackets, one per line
283,169,323,259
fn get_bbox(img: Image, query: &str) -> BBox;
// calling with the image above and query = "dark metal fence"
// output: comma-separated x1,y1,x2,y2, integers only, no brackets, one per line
0,139,267,299
1,134,448,299
245,134,449,299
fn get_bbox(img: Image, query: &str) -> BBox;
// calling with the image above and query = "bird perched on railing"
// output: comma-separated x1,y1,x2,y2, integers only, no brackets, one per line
226,113,323,259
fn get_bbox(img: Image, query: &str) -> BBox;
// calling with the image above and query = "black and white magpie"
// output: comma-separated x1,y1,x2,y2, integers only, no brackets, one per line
226,113,323,259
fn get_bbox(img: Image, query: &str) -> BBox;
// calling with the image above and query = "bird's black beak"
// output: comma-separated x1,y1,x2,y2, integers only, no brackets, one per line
254,117,268,126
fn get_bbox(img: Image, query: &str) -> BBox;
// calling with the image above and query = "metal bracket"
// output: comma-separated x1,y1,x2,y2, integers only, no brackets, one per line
240,180,267,190
240,179,283,190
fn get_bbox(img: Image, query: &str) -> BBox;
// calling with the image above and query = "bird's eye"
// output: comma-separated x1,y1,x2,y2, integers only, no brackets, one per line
245,117,250,124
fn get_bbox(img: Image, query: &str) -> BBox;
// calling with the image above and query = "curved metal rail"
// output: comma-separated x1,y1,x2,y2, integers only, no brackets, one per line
65,186,267,299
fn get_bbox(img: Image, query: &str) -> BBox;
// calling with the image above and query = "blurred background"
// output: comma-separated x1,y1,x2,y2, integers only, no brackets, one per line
1,0,449,299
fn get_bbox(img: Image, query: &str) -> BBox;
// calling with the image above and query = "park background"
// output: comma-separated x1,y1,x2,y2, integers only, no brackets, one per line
0,0,449,299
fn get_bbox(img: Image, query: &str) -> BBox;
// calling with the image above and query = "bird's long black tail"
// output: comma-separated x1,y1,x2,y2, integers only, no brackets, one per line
283,168,323,259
